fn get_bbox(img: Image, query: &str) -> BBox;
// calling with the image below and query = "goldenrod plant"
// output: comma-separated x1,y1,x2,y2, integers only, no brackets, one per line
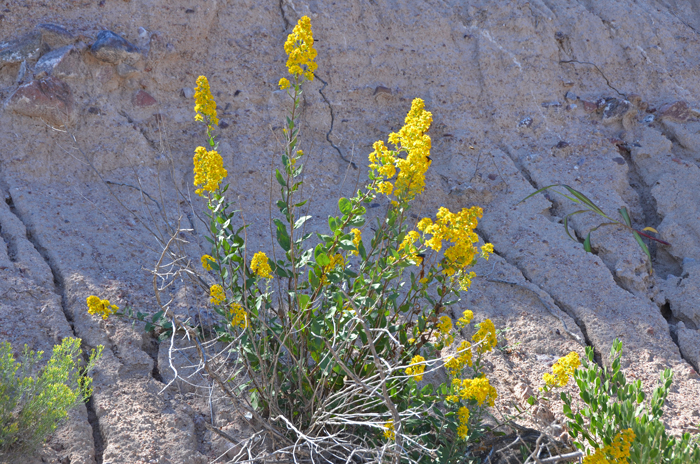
542,340,700,464
89,16,505,463
0,338,103,456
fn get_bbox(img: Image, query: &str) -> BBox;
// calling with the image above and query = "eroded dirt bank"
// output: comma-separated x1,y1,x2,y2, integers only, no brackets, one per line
1,0,700,462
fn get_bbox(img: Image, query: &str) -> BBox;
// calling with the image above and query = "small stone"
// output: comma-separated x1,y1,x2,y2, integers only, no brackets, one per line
555,141,569,149
116,62,138,77
583,100,598,113
612,157,626,165
36,23,74,47
373,86,392,96
4,76,75,127
219,120,230,129
566,103,577,111
564,91,577,101
0,31,45,66
181,87,194,99
132,89,157,107
643,114,655,124
34,45,80,78
91,30,141,65
15,60,27,84
658,101,694,123
541,101,561,108
517,116,533,128
602,98,633,124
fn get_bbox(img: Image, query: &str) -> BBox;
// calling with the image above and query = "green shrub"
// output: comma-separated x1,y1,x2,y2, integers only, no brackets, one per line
545,339,700,463
0,337,102,456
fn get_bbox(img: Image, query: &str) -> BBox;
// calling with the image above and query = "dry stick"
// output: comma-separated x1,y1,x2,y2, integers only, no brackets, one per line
152,227,290,446
343,291,402,464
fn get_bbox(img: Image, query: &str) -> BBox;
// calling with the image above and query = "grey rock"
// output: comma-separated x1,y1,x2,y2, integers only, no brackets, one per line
602,98,633,124
643,114,655,123
659,101,694,123
15,60,27,84
181,87,195,99
0,31,45,66
36,23,74,48
564,91,577,101
91,30,141,65
662,264,700,328
34,45,80,78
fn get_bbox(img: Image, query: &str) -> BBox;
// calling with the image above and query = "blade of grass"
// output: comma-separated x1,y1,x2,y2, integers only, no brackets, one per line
563,185,609,218
563,210,590,242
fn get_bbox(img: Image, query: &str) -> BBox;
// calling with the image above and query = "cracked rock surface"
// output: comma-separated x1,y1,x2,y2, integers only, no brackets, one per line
1,0,700,462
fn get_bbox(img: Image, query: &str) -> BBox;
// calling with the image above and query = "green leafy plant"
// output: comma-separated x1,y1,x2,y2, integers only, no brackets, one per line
559,339,700,463
521,184,669,272
0,337,103,456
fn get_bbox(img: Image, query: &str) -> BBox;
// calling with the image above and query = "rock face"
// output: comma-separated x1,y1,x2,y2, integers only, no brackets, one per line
5,76,75,127
0,1,700,462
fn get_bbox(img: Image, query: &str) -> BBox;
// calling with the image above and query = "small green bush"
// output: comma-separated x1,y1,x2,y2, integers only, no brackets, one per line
543,339,700,463
0,337,102,456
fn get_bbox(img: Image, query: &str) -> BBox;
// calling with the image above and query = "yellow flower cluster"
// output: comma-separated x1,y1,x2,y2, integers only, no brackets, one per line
445,340,473,376
193,147,227,196
284,16,317,81
279,77,291,90
251,252,273,279
350,228,362,256
383,419,395,440
417,207,489,284
86,295,118,320
456,406,470,440
368,98,433,202
398,230,422,264
229,303,247,329
405,355,426,382
436,315,455,348
457,310,474,329
320,253,344,285
448,377,497,407
472,319,497,354
201,254,215,271
543,351,581,388
193,76,218,127
210,284,225,305
583,429,635,464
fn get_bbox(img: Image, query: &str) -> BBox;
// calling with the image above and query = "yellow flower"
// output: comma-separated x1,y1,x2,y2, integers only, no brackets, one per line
472,319,497,354
436,315,455,348
368,99,433,202
453,377,497,406
417,206,483,283
201,254,215,271
251,252,273,279
210,284,225,305
457,310,473,328
320,253,345,285
543,352,581,388
193,147,227,196
405,355,426,382
583,428,635,464
86,295,118,320
284,16,317,81
445,340,473,377
193,76,219,127
229,303,248,329
350,228,362,256
456,406,470,440
279,77,291,90
383,419,395,440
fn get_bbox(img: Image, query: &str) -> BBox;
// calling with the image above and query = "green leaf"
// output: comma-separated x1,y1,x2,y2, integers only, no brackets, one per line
294,215,312,230
338,197,352,215
583,232,592,253
274,219,291,252
275,169,286,187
